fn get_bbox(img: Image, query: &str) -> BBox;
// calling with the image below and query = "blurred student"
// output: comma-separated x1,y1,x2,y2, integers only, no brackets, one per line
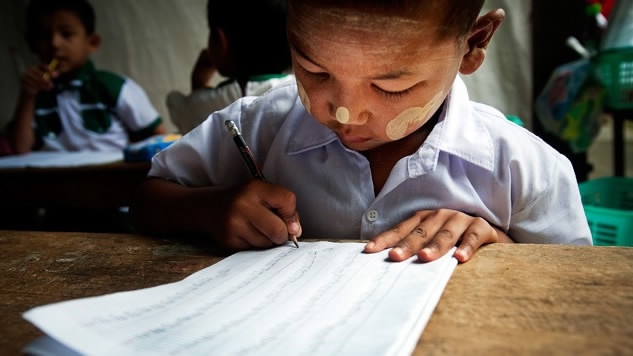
166,0,292,134
8,0,166,154
132,0,592,263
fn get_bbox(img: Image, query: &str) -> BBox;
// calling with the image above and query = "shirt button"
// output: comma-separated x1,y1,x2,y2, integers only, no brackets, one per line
367,210,379,222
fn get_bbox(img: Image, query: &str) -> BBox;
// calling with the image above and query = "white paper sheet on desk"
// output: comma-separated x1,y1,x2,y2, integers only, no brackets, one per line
23,241,457,356
0,151,123,168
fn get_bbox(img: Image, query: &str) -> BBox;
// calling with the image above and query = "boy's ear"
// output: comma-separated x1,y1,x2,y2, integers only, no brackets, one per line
210,27,234,74
459,9,505,75
88,33,102,53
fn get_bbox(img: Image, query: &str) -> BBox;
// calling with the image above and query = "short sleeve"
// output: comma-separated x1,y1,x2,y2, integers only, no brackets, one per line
166,82,242,134
116,78,161,132
509,154,592,245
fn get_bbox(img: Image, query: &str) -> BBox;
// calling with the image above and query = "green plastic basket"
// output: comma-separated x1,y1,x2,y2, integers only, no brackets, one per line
594,48,633,110
579,176,633,246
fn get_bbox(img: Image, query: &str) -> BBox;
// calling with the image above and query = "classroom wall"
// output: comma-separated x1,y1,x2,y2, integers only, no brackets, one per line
0,0,531,134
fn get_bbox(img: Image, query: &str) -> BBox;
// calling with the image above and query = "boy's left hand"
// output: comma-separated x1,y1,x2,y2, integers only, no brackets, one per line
364,209,512,263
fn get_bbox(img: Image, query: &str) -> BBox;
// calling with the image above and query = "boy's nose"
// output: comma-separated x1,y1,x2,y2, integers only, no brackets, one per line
51,33,63,49
347,109,370,125
331,93,370,125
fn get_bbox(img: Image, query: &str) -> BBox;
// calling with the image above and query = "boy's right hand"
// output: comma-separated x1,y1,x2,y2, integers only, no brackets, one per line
191,48,217,90
213,179,302,250
21,64,57,96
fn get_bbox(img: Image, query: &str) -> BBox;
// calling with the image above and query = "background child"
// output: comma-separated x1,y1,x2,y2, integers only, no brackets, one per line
166,0,292,134
8,0,166,154
132,0,592,263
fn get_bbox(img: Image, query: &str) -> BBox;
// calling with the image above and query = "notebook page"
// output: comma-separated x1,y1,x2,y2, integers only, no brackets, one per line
0,151,123,168
23,241,457,356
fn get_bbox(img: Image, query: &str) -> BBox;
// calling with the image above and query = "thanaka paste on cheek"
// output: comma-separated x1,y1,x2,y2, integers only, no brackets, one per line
385,91,444,140
296,79,311,114
335,107,350,124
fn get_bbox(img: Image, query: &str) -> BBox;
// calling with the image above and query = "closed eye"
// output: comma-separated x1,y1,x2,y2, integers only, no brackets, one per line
297,64,329,81
373,85,412,99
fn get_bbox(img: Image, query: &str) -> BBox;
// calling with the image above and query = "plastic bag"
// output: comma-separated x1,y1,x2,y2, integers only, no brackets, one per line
534,59,606,153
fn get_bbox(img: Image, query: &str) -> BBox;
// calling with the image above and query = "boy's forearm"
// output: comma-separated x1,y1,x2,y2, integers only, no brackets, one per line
130,178,225,237
191,67,218,90
10,92,37,154
190,49,217,90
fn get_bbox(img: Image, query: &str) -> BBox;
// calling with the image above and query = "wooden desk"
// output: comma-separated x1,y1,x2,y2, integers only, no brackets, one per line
0,161,150,209
1,230,632,355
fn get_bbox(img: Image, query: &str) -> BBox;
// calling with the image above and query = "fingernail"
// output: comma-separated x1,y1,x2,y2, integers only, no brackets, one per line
392,247,403,256
289,222,300,235
365,241,375,250
456,246,471,261
422,247,432,256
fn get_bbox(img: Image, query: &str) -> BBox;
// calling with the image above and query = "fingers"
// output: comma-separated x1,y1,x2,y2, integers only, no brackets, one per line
249,205,296,245
452,217,498,263
260,183,302,239
191,49,216,89
223,180,301,249
415,212,479,262
364,211,433,255
22,64,56,95
365,209,502,263
281,210,302,242
222,203,286,250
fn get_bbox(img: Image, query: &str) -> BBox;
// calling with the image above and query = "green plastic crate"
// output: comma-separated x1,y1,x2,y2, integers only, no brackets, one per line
579,176,633,246
594,47,633,110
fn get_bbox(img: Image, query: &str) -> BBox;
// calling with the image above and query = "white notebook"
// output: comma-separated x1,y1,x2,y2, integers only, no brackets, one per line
0,151,123,168
23,241,457,356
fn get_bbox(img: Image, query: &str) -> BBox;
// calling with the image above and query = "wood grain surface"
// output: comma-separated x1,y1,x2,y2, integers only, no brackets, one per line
1,230,632,355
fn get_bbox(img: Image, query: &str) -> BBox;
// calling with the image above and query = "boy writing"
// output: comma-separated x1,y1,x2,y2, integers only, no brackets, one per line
9,0,166,154
167,0,292,134
132,0,592,263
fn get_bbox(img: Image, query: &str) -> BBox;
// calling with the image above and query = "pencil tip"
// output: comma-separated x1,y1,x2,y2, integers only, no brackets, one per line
291,236,299,248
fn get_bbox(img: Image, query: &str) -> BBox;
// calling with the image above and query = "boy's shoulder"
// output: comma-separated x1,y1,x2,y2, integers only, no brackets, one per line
91,68,127,100
82,63,145,107
238,76,298,112
439,77,567,175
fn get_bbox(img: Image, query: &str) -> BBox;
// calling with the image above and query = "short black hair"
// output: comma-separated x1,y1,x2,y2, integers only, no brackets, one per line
207,0,291,79
26,0,96,46
288,0,484,40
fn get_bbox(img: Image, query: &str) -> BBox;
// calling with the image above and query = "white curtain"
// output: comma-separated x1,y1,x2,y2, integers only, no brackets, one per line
0,0,531,133
462,0,532,128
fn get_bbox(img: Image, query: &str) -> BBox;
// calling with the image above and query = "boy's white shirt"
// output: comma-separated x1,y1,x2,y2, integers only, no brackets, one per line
150,76,592,245
40,78,159,152
166,75,294,134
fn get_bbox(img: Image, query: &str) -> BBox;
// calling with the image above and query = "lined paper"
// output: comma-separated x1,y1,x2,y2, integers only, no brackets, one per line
23,241,457,356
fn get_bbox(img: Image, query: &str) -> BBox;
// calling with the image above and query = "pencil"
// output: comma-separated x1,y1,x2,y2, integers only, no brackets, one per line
224,120,299,248
42,58,58,81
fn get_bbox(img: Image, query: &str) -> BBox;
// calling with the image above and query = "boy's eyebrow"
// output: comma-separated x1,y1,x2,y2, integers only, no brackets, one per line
291,44,324,68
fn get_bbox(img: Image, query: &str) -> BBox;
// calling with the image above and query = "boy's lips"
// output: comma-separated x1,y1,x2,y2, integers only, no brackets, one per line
337,132,371,144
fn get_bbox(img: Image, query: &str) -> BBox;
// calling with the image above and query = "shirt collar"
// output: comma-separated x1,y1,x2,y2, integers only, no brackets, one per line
288,109,338,154
54,60,96,92
422,76,495,173
249,73,289,82
287,76,495,174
